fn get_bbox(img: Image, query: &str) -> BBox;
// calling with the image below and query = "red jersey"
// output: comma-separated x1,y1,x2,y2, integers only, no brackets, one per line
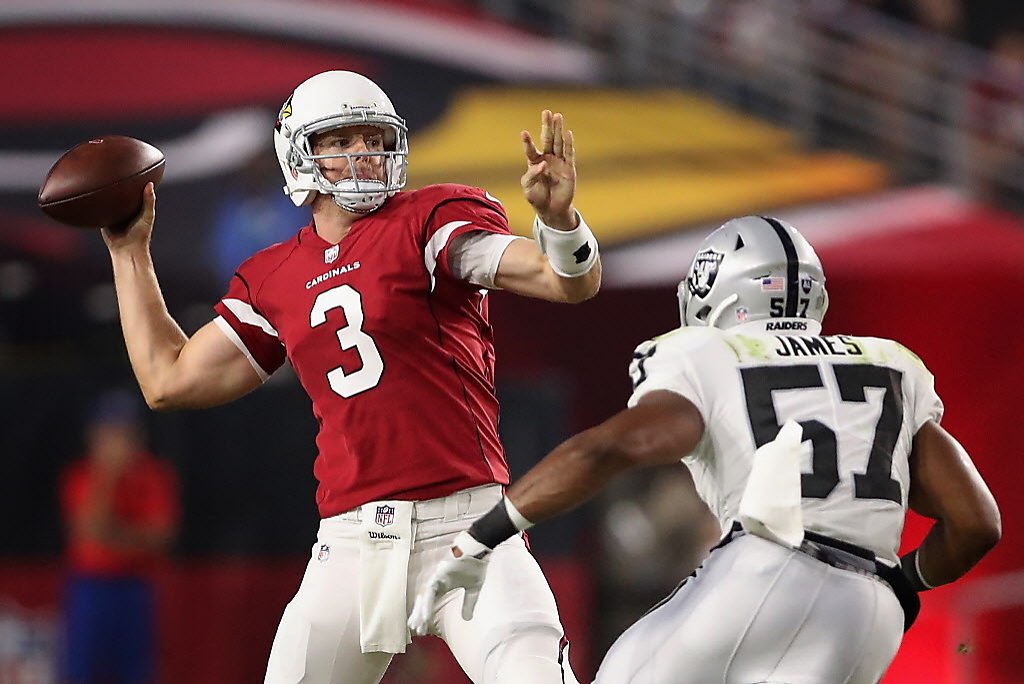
214,184,513,517
61,454,179,576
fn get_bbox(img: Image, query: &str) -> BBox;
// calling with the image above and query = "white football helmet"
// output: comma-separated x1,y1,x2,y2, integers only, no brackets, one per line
273,71,408,213
678,216,829,329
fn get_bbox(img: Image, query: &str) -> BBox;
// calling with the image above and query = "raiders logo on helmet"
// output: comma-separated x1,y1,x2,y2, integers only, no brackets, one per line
688,248,725,298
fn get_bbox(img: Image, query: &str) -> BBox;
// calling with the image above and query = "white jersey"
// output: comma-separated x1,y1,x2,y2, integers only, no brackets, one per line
628,318,943,564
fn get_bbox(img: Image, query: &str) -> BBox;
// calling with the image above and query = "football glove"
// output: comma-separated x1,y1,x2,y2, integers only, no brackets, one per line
408,530,492,636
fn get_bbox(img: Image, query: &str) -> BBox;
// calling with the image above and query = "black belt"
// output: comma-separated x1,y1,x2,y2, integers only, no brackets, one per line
723,522,920,632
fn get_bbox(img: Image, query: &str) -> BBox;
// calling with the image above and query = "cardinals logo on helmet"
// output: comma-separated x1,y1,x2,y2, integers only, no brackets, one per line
275,96,293,131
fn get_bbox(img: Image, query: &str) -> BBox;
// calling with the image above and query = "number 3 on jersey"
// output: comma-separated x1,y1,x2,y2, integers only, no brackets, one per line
310,284,384,398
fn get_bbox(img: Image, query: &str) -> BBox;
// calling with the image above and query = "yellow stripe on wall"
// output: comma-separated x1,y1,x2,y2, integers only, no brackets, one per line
407,88,887,243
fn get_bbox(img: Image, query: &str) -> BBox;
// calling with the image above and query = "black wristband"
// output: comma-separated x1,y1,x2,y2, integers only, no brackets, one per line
468,501,519,550
900,549,933,592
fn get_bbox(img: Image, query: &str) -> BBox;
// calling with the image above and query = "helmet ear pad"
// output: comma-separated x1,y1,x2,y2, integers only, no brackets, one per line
678,216,828,329
273,71,409,212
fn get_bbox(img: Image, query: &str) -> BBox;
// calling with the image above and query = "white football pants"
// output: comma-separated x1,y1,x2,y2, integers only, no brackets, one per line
595,533,904,684
264,484,577,684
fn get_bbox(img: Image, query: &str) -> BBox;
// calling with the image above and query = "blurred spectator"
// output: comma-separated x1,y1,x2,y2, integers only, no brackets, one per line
207,136,309,285
862,0,964,38
814,1,959,181
907,0,964,39
596,467,719,654
969,16,1024,211
59,389,179,684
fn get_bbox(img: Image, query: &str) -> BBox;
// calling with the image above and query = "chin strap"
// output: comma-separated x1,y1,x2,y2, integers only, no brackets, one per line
329,179,390,213
331,192,386,213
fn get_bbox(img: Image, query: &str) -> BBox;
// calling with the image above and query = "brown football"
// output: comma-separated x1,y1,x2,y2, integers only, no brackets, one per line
37,135,165,229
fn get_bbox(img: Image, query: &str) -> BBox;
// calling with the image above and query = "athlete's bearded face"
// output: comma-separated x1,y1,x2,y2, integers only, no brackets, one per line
311,125,388,185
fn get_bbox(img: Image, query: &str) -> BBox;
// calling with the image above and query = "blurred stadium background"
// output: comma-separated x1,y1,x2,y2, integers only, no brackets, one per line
1,0,1022,681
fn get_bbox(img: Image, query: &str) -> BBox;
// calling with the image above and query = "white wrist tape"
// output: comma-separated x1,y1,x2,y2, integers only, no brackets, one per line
503,497,534,532
532,212,598,278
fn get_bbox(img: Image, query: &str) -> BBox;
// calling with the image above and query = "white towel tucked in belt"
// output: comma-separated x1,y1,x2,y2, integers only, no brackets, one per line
739,420,805,549
358,500,414,654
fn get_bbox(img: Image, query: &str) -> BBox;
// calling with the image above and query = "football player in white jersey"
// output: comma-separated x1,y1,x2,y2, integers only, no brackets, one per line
410,215,1002,683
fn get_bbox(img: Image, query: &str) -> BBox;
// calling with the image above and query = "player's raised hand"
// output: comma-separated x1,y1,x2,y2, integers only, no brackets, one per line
408,531,492,636
521,110,578,231
102,182,156,252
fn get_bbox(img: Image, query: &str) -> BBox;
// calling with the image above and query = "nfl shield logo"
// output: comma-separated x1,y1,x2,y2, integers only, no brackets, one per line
801,277,813,294
688,248,725,298
324,245,340,264
375,504,395,527
317,544,330,562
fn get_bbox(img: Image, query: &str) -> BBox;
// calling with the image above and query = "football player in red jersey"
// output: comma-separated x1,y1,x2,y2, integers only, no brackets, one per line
100,71,598,683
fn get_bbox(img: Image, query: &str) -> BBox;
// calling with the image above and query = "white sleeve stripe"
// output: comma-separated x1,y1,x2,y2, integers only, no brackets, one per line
424,220,472,291
484,235,524,289
222,298,278,337
213,316,270,382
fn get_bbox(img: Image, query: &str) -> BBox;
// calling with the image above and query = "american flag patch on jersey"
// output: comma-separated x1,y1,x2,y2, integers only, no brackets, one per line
375,504,395,527
761,277,786,292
